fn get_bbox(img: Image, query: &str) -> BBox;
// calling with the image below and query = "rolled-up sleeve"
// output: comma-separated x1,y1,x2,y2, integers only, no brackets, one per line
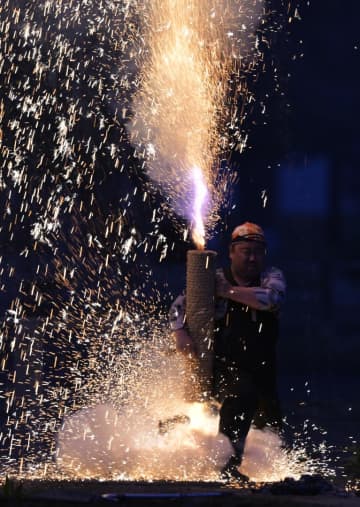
259,267,286,311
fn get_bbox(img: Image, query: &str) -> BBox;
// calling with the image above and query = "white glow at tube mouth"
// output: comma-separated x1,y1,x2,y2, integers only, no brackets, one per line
191,166,209,250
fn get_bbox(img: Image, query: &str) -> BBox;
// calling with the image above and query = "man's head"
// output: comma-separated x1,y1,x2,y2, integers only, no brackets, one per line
229,222,266,282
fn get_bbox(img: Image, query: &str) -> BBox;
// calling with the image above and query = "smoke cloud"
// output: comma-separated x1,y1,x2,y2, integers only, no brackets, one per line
56,342,320,482
57,402,233,480
56,344,233,480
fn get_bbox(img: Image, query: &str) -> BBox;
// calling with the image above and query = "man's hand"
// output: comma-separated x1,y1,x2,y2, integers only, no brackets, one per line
174,328,197,356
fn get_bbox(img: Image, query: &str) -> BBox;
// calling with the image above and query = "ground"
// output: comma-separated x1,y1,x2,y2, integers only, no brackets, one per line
1,479,359,507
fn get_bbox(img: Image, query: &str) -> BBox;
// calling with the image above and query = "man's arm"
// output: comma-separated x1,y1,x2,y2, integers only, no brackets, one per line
216,267,286,312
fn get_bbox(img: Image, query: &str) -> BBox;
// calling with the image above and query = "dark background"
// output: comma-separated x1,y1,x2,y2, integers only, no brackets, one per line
0,0,359,463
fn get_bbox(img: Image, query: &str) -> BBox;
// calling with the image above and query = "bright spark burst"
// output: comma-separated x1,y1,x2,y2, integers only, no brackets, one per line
0,0,344,488
56,347,233,481
240,426,336,483
128,0,264,244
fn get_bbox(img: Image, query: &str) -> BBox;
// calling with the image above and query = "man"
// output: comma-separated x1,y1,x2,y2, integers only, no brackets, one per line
170,222,286,481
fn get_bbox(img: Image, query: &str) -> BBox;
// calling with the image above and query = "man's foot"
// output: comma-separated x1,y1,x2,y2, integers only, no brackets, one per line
220,455,249,484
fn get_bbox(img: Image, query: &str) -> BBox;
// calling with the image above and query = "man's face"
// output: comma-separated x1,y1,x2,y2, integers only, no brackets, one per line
229,240,266,281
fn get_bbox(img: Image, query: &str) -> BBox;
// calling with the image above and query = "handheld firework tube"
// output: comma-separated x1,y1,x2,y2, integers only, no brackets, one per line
186,250,217,401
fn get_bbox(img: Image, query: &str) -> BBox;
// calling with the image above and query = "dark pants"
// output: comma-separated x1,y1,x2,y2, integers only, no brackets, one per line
214,364,282,448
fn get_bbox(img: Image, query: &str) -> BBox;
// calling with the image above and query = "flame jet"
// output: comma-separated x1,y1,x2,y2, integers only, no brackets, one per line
129,0,260,245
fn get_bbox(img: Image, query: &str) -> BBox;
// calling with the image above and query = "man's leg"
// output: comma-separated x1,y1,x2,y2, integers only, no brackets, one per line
253,369,282,431
219,395,256,447
253,392,282,430
219,374,258,479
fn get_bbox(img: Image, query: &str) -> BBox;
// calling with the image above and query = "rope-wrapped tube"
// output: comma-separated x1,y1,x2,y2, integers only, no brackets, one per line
186,250,217,400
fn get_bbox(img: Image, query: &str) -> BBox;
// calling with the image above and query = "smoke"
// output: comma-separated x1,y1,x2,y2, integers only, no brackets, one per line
241,426,332,483
56,345,233,480
57,402,232,480
55,327,326,482
56,402,323,483
56,338,332,482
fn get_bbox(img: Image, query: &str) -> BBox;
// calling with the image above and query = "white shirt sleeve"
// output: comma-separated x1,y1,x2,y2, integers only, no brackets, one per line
258,267,286,311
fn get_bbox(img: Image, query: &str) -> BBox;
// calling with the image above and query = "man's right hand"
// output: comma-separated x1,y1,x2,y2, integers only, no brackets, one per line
174,328,197,356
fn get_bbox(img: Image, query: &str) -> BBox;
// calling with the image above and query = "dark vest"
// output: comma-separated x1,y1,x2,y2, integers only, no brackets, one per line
214,267,279,376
